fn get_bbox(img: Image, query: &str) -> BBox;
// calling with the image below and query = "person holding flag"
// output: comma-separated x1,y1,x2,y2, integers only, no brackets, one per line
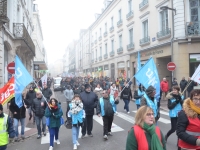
134,84,145,109
42,84,52,102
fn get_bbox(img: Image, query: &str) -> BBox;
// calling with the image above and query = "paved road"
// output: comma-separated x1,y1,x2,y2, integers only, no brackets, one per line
8,91,178,150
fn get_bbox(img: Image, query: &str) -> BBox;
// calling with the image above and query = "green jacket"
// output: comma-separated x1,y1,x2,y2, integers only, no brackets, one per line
45,105,63,128
126,128,166,150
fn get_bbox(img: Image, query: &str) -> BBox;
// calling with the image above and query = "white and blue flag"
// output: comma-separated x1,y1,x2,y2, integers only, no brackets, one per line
136,51,141,85
15,55,33,108
134,57,160,100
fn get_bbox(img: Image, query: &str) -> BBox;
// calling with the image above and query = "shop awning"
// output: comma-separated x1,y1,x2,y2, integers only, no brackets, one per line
33,61,48,70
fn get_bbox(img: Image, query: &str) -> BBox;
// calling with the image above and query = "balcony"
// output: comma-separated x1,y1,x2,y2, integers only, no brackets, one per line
139,0,149,11
117,20,123,27
99,56,102,61
99,36,102,41
95,40,97,44
126,11,134,20
0,0,9,23
186,22,200,37
110,26,114,33
104,31,107,37
104,53,108,59
127,43,134,51
109,51,115,57
13,23,35,56
140,36,150,46
117,47,123,54
157,28,171,40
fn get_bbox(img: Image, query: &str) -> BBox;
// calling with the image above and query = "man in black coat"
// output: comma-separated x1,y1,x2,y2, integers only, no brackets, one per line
187,77,196,98
80,84,98,138
42,84,52,102
180,77,188,99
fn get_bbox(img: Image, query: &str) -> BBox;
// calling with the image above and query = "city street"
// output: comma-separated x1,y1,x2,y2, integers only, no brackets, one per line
8,91,178,150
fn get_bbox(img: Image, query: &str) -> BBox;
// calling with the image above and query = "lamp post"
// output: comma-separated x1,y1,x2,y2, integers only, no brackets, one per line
160,5,176,84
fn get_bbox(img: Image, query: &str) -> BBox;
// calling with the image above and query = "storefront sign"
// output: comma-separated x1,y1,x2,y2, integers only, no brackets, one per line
135,50,163,58
117,62,125,68
104,65,109,70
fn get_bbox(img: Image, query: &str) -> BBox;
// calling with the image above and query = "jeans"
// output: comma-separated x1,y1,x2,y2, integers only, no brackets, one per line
123,99,130,112
0,145,7,150
136,105,140,110
49,127,59,147
72,126,80,144
166,117,178,137
28,107,35,121
82,115,93,135
13,118,25,137
103,116,113,136
35,116,46,135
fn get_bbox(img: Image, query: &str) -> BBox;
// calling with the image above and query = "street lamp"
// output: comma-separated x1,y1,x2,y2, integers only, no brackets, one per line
160,5,176,84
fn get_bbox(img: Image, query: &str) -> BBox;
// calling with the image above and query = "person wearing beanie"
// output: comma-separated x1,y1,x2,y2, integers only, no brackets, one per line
141,85,160,122
79,84,98,138
26,86,36,122
0,103,15,149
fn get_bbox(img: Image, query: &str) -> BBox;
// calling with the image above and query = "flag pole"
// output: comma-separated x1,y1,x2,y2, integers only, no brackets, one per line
119,75,135,95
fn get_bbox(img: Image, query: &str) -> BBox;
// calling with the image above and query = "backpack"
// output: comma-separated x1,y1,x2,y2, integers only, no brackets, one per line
122,88,130,99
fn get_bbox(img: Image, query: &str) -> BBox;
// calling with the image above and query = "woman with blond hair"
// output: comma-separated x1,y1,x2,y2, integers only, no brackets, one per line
126,106,166,150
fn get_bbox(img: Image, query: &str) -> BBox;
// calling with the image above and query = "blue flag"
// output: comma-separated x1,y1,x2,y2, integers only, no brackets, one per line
136,51,141,85
134,57,160,100
15,55,33,108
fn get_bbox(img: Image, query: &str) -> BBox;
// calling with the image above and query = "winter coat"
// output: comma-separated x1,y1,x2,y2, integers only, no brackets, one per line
79,91,98,115
64,89,74,102
32,97,47,117
42,88,52,100
25,90,36,107
120,86,132,100
187,80,196,93
73,88,81,95
180,80,188,91
45,105,63,128
160,81,169,92
176,98,200,148
94,87,103,99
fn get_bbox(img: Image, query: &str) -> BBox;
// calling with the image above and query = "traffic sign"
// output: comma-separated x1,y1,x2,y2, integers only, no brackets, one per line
167,62,176,71
7,62,15,74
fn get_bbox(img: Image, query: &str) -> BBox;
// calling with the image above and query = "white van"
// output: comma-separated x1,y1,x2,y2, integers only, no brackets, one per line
53,77,62,91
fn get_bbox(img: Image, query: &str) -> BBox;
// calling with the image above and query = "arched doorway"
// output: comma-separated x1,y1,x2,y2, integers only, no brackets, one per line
110,63,115,80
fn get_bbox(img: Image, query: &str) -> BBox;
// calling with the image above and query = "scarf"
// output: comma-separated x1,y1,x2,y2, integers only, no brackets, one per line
70,99,83,114
143,123,164,150
49,103,58,112
190,100,200,114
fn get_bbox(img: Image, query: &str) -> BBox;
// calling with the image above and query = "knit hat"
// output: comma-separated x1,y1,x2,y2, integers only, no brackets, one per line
85,84,90,89
145,85,156,95
0,104,3,111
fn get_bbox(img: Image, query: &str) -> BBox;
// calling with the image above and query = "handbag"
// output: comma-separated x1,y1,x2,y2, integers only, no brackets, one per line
64,118,72,129
46,117,50,126
60,117,64,125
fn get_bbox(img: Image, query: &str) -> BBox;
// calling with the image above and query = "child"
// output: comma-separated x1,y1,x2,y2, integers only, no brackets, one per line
67,94,85,150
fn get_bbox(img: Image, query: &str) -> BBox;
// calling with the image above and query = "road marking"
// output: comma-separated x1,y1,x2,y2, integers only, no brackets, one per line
132,110,170,124
117,112,135,124
93,115,124,132
41,133,50,144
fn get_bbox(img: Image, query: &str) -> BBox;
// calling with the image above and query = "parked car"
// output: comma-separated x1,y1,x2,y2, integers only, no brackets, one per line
53,77,62,91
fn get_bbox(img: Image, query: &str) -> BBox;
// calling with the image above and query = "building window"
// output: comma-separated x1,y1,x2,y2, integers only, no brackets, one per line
111,39,114,51
105,43,107,54
95,32,97,39
100,28,102,35
119,9,122,20
128,0,132,12
129,28,133,43
111,17,114,27
105,23,107,31
189,54,200,76
190,0,200,21
100,47,102,56
160,10,168,30
119,35,122,47
143,20,148,38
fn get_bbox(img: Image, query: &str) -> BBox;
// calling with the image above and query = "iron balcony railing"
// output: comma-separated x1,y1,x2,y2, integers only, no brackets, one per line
0,0,9,23
13,23,35,55
126,11,134,20
139,0,148,9
140,36,150,45
157,28,171,39
99,36,102,41
117,20,123,27
104,53,108,59
127,43,134,50
117,47,123,53
99,56,102,61
186,22,200,36
109,51,115,57
110,26,114,32
104,31,107,37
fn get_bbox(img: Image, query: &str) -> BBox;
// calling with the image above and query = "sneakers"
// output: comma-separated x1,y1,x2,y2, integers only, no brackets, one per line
81,135,85,139
76,141,80,146
55,139,60,144
108,132,112,136
14,137,20,142
88,133,93,137
103,135,108,140
49,146,53,150
73,144,77,150
127,111,130,114
37,135,41,139
43,132,46,136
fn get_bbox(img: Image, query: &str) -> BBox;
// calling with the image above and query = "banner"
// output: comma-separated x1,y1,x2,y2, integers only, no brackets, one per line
15,55,33,108
0,76,14,105
134,57,160,100
41,74,47,87
191,64,200,84
136,51,141,85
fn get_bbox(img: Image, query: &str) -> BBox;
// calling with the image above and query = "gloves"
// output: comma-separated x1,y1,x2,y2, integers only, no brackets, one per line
196,139,200,146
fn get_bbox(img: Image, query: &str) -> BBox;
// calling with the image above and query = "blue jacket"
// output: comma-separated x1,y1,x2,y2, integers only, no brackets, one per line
144,94,157,117
169,98,182,117
134,90,145,105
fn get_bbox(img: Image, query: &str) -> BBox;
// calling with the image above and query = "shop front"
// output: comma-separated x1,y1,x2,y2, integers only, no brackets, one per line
104,65,109,77
117,62,126,79
98,66,103,77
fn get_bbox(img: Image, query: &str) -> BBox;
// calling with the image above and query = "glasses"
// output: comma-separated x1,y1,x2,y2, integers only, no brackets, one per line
193,98,200,102
146,113,154,117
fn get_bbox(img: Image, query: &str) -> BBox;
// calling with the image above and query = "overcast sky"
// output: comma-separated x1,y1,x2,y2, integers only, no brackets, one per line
35,0,104,64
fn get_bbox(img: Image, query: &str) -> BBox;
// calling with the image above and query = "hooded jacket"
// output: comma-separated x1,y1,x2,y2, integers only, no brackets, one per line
140,86,156,106
26,89,36,107
32,97,47,117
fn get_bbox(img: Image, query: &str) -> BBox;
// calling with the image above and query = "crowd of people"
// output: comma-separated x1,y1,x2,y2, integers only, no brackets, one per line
0,75,200,150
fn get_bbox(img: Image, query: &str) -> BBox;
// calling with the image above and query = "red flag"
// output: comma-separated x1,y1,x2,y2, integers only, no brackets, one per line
0,76,14,105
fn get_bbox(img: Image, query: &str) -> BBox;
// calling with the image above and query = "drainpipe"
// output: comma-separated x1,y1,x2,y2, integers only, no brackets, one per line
171,0,174,85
